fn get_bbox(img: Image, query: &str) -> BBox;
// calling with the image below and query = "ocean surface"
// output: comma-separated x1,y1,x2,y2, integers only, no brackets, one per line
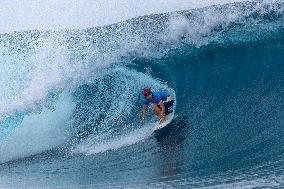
0,0,284,188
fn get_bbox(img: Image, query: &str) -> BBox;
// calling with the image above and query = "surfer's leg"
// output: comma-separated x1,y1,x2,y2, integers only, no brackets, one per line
152,104,162,116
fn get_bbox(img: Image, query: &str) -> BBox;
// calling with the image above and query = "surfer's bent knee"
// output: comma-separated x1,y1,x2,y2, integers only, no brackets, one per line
152,104,161,115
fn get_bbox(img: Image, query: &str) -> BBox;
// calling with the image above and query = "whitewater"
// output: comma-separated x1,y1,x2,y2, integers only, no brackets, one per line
0,0,284,188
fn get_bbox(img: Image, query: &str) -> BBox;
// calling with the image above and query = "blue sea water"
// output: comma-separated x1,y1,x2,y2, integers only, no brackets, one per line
0,1,284,188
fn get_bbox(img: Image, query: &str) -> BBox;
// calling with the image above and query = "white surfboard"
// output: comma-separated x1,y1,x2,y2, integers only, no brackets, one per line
155,112,174,131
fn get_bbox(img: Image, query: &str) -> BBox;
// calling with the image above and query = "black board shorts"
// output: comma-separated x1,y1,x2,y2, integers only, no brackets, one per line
163,100,174,115
158,100,175,115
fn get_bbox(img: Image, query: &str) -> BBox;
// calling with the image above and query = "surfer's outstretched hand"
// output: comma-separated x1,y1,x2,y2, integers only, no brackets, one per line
141,117,145,125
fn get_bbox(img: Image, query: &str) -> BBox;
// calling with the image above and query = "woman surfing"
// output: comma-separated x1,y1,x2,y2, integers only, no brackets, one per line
141,88,174,124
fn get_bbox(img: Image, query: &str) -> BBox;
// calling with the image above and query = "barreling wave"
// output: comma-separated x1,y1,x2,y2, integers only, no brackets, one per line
0,0,283,166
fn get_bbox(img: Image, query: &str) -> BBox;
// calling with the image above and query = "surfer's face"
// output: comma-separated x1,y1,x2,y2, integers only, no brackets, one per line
146,93,152,100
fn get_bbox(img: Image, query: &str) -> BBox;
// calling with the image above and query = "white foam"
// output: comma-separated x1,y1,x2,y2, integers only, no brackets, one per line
0,0,250,34
74,126,155,155
0,34,88,120
0,92,75,163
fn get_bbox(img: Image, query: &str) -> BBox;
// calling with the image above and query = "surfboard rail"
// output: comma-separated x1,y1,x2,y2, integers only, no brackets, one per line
155,112,174,131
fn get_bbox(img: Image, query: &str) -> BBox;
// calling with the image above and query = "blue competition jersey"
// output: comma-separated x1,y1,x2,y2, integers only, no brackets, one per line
144,91,169,106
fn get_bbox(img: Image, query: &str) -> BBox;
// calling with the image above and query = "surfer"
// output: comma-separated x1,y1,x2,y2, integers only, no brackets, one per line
141,88,174,124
